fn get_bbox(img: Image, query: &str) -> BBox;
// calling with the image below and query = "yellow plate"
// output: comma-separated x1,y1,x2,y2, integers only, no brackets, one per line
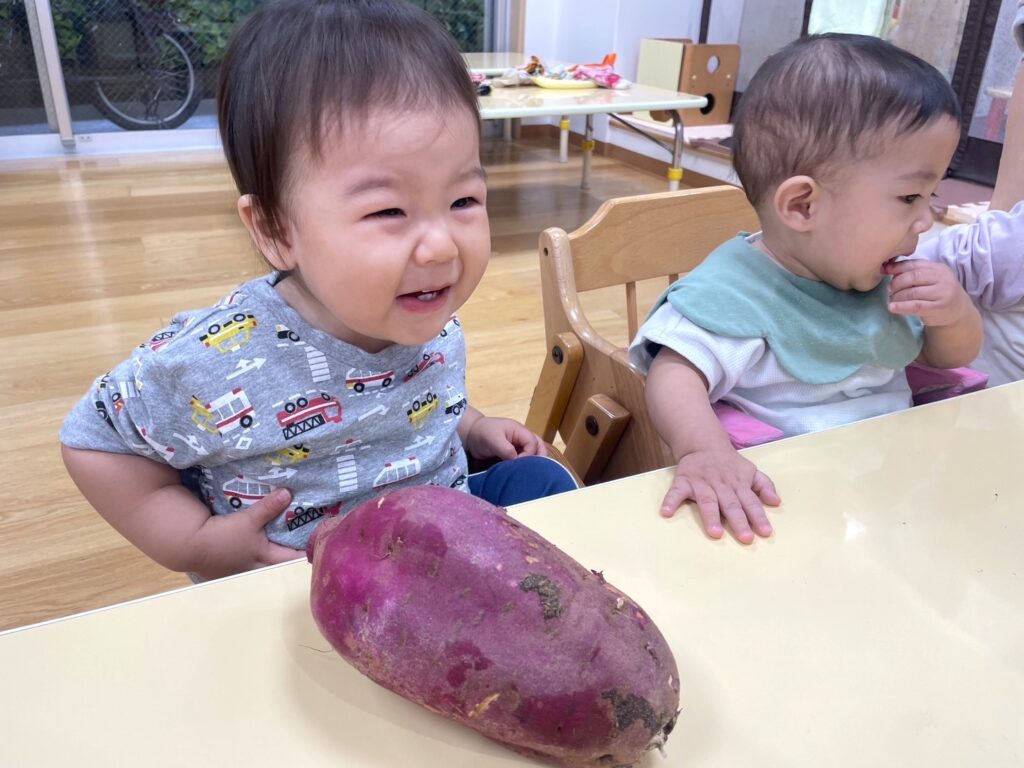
530,75,597,89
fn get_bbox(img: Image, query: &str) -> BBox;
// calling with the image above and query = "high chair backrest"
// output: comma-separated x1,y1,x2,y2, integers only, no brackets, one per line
526,185,760,484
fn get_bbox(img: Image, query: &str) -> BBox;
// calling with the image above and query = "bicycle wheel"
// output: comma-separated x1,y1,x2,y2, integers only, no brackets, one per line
90,25,203,131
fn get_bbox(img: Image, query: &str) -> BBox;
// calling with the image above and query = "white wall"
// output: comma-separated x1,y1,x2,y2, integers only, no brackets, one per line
521,0,745,154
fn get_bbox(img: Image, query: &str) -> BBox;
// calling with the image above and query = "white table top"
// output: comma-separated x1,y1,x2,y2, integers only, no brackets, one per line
2,382,1023,766
463,51,526,76
478,83,707,120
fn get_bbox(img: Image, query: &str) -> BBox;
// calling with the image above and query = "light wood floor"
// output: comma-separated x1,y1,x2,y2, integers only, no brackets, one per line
0,136,676,631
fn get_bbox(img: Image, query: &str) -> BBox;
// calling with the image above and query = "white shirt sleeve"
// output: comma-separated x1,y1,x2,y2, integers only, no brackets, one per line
628,303,768,399
915,201,1024,311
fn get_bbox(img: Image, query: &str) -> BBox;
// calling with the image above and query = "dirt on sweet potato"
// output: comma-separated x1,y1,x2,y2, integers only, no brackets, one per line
307,485,679,767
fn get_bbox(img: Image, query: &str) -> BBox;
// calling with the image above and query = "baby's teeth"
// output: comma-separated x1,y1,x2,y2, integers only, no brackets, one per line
417,291,438,301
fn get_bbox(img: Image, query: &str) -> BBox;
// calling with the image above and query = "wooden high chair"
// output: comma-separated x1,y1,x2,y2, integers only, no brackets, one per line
525,185,759,485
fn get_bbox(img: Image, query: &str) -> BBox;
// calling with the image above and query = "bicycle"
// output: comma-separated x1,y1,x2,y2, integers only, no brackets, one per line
1,0,203,131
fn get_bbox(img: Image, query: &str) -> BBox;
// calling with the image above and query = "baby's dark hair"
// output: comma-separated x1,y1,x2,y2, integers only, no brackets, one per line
217,0,480,243
732,33,961,209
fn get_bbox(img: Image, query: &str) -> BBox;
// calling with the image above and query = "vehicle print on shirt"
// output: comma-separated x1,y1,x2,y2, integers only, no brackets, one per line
275,324,331,383
222,475,274,508
444,388,467,416
404,351,445,382
373,457,422,488
430,464,465,490
190,388,255,436
285,501,341,531
345,367,395,393
144,330,177,353
199,313,258,353
97,373,140,415
276,392,341,440
268,443,310,466
406,391,438,430
438,315,460,338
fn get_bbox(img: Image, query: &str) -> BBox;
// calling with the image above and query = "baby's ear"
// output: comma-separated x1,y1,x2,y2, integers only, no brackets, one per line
237,194,292,269
771,175,819,233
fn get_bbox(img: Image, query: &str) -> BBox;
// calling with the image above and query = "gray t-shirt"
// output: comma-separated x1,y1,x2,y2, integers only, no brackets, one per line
60,274,471,548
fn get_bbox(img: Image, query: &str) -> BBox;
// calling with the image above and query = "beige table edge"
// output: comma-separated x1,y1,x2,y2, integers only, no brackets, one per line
2,383,1023,766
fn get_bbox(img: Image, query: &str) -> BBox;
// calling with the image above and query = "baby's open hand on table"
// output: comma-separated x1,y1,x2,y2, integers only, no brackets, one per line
661,448,780,544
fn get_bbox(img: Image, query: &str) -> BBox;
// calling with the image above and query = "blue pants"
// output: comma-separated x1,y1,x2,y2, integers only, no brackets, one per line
469,455,578,507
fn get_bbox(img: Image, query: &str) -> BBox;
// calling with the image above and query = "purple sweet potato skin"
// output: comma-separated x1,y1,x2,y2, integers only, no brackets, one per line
307,486,680,768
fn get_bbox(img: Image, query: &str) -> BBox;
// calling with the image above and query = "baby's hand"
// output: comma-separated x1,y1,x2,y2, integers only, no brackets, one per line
662,448,779,544
189,487,303,579
464,416,547,461
885,259,974,327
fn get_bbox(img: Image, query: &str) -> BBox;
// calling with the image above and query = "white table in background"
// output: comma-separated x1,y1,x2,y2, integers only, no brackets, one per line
478,83,706,190
462,51,525,77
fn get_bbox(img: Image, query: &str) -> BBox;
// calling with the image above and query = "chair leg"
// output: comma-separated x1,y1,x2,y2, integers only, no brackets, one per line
526,332,583,443
563,394,631,485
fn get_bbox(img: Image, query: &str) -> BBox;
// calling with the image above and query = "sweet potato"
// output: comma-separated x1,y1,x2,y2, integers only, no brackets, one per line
307,485,680,767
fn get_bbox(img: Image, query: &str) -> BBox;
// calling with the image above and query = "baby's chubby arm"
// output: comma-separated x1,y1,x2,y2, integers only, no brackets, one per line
61,446,302,579
457,405,547,460
884,259,983,368
646,348,779,544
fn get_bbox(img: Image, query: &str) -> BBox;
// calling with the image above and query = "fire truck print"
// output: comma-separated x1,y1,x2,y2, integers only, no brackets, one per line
407,391,438,429
276,392,341,440
190,388,255,436
222,475,273,508
284,501,341,531
199,313,258,353
345,368,395,393
373,457,421,488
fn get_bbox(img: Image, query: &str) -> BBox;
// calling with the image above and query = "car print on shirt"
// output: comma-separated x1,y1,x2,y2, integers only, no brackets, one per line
276,392,341,440
444,389,467,416
199,313,258,353
346,368,395,393
404,351,445,382
407,391,438,430
275,324,301,343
